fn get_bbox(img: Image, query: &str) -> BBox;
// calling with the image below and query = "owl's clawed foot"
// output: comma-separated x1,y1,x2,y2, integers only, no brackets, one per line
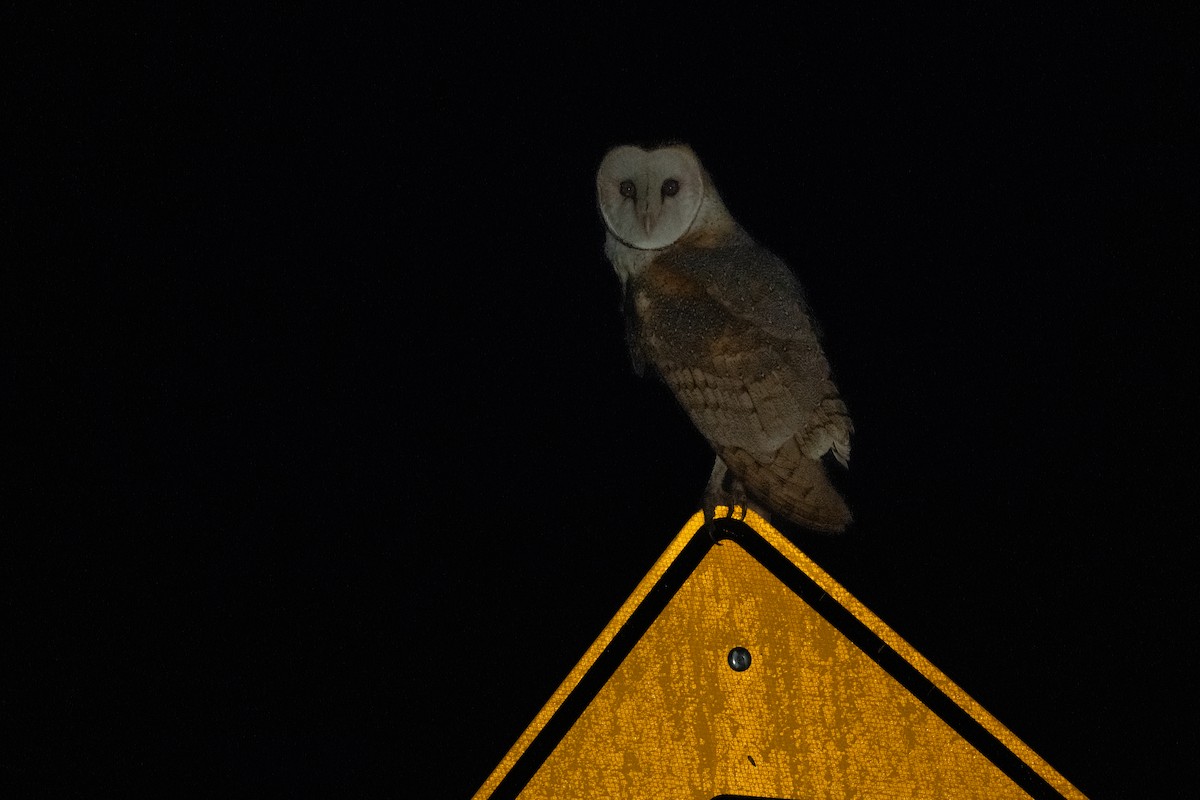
701,458,756,542
701,503,752,543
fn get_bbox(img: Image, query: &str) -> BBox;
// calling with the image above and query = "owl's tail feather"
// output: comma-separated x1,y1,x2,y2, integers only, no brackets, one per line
722,439,852,534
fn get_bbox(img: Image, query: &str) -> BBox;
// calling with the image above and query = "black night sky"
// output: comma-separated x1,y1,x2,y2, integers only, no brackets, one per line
8,7,1197,797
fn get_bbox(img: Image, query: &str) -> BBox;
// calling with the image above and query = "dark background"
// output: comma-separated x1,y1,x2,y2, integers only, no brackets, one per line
8,7,1197,797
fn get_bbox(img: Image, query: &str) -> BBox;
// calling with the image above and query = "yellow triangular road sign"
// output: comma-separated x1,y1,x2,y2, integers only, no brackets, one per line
474,510,1086,799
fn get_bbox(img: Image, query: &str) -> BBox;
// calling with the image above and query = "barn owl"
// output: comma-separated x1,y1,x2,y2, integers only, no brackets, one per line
597,144,853,533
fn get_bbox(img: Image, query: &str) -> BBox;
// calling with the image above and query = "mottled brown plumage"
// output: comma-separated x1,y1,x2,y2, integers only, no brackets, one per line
598,144,852,533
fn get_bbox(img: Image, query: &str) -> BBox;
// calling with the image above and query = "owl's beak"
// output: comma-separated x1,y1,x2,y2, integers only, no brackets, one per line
638,196,657,235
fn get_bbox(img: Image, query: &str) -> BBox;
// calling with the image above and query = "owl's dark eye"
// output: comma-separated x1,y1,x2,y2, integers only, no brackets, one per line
661,178,680,197
619,180,636,199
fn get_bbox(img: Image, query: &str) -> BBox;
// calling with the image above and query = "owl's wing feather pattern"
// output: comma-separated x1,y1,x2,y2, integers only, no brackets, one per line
674,233,818,340
635,233,853,531
651,234,852,459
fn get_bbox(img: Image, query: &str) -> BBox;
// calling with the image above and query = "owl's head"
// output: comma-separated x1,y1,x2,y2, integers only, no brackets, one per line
596,144,726,251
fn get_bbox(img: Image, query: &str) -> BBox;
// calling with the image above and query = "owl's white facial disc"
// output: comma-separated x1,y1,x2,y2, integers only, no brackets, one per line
597,145,705,250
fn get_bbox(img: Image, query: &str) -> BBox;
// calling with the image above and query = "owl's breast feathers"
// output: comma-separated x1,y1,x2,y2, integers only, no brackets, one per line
628,234,853,532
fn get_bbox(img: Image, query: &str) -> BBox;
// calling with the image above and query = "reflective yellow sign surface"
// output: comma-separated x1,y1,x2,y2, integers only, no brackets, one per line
474,510,1086,799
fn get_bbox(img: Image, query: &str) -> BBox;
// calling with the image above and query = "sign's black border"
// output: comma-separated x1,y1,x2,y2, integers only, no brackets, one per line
487,519,1070,799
